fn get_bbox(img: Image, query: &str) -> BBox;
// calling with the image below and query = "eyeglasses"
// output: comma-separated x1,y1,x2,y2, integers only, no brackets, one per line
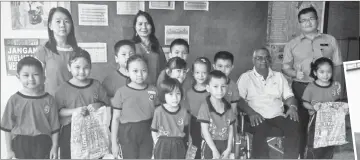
299,17,317,23
254,56,271,61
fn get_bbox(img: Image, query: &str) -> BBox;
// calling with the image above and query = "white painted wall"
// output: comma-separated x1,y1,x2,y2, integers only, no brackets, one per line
1,2,48,158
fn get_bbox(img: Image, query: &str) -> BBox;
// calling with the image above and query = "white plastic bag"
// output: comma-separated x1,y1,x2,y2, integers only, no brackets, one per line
313,102,348,148
71,106,111,159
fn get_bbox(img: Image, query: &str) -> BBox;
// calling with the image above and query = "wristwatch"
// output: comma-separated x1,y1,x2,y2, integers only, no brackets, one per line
289,104,297,111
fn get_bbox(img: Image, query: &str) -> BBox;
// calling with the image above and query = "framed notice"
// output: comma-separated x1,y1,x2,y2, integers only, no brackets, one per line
116,1,145,15
78,42,107,63
78,4,108,26
184,1,209,11
164,25,190,45
4,38,47,76
149,1,175,10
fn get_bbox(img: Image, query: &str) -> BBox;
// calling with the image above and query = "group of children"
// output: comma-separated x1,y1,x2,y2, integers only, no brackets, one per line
1,36,241,159
0,6,348,160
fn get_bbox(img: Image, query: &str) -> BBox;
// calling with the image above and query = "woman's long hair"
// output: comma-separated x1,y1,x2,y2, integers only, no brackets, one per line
131,10,160,53
45,7,78,54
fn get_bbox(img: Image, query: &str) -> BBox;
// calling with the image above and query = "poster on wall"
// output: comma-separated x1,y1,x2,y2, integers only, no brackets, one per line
149,1,175,10
4,38,47,76
164,25,190,45
78,4,108,26
11,1,58,30
116,1,145,15
78,43,107,63
184,1,209,11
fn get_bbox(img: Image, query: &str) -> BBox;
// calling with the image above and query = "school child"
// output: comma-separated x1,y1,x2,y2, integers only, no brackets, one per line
111,55,158,159
35,7,79,96
1,57,60,159
197,70,236,159
102,40,135,131
213,51,241,150
186,57,212,159
151,78,190,159
54,49,110,159
302,57,345,159
157,38,193,92
102,40,135,98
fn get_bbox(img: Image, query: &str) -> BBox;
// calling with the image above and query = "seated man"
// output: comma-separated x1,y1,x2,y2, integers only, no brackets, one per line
236,48,300,159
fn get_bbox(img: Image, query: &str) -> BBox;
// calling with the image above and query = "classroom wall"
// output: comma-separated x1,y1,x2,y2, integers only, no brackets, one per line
71,1,269,81
327,1,359,62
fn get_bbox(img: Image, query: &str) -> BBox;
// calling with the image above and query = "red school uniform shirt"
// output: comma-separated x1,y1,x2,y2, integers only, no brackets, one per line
111,84,158,123
197,96,236,140
1,92,60,136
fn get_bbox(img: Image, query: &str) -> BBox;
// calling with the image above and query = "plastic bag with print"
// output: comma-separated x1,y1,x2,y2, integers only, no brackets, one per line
71,106,111,159
312,102,349,148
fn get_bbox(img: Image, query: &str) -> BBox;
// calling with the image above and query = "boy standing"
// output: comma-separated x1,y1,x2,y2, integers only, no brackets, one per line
197,70,236,159
1,57,60,159
102,40,135,98
213,51,241,149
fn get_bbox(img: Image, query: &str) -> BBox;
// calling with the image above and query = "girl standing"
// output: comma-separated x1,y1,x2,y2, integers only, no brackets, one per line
132,11,166,85
302,57,345,159
151,78,190,159
186,57,212,159
111,55,158,159
35,7,78,96
54,49,109,159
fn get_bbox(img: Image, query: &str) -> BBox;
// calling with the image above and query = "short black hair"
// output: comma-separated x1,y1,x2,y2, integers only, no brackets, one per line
214,51,234,64
310,57,334,82
170,38,189,53
69,48,92,68
17,56,44,74
166,57,187,70
126,54,148,70
204,70,227,85
114,40,136,56
157,77,183,104
298,6,318,21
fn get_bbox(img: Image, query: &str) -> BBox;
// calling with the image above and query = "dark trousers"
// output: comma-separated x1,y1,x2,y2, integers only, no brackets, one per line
251,116,300,159
154,136,186,159
12,134,52,159
59,123,71,159
118,119,153,159
190,115,202,159
305,114,335,159
292,81,310,158
202,140,228,159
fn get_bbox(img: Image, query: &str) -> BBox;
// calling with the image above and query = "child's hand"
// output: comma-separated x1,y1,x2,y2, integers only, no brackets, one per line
6,150,15,159
112,144,120,158
88,102,102,112
49,146,58,159
212,149,221,159
80,106,89,116
221,148,231,159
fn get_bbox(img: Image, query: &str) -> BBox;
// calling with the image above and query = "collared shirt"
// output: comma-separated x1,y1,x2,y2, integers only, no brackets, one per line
237,68,294,119
197,96,236,140
283,32,342,83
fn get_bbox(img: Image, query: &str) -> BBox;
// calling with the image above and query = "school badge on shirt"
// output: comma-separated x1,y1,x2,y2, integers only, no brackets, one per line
331,82,341,96
44,105,50,114
177,118,184,126
148,90,156,101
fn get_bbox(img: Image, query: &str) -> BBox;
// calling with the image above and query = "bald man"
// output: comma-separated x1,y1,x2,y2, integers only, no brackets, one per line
237,48,300,159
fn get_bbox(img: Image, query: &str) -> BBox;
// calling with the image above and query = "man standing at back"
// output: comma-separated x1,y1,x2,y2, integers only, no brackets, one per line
282,6,343,158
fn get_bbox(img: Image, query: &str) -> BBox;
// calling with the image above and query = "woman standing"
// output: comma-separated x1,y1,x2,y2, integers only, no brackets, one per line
132,11,166,85
35,7,79,96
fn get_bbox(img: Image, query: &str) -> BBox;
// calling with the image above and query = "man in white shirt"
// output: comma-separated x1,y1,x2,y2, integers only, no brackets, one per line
237,48,300,159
